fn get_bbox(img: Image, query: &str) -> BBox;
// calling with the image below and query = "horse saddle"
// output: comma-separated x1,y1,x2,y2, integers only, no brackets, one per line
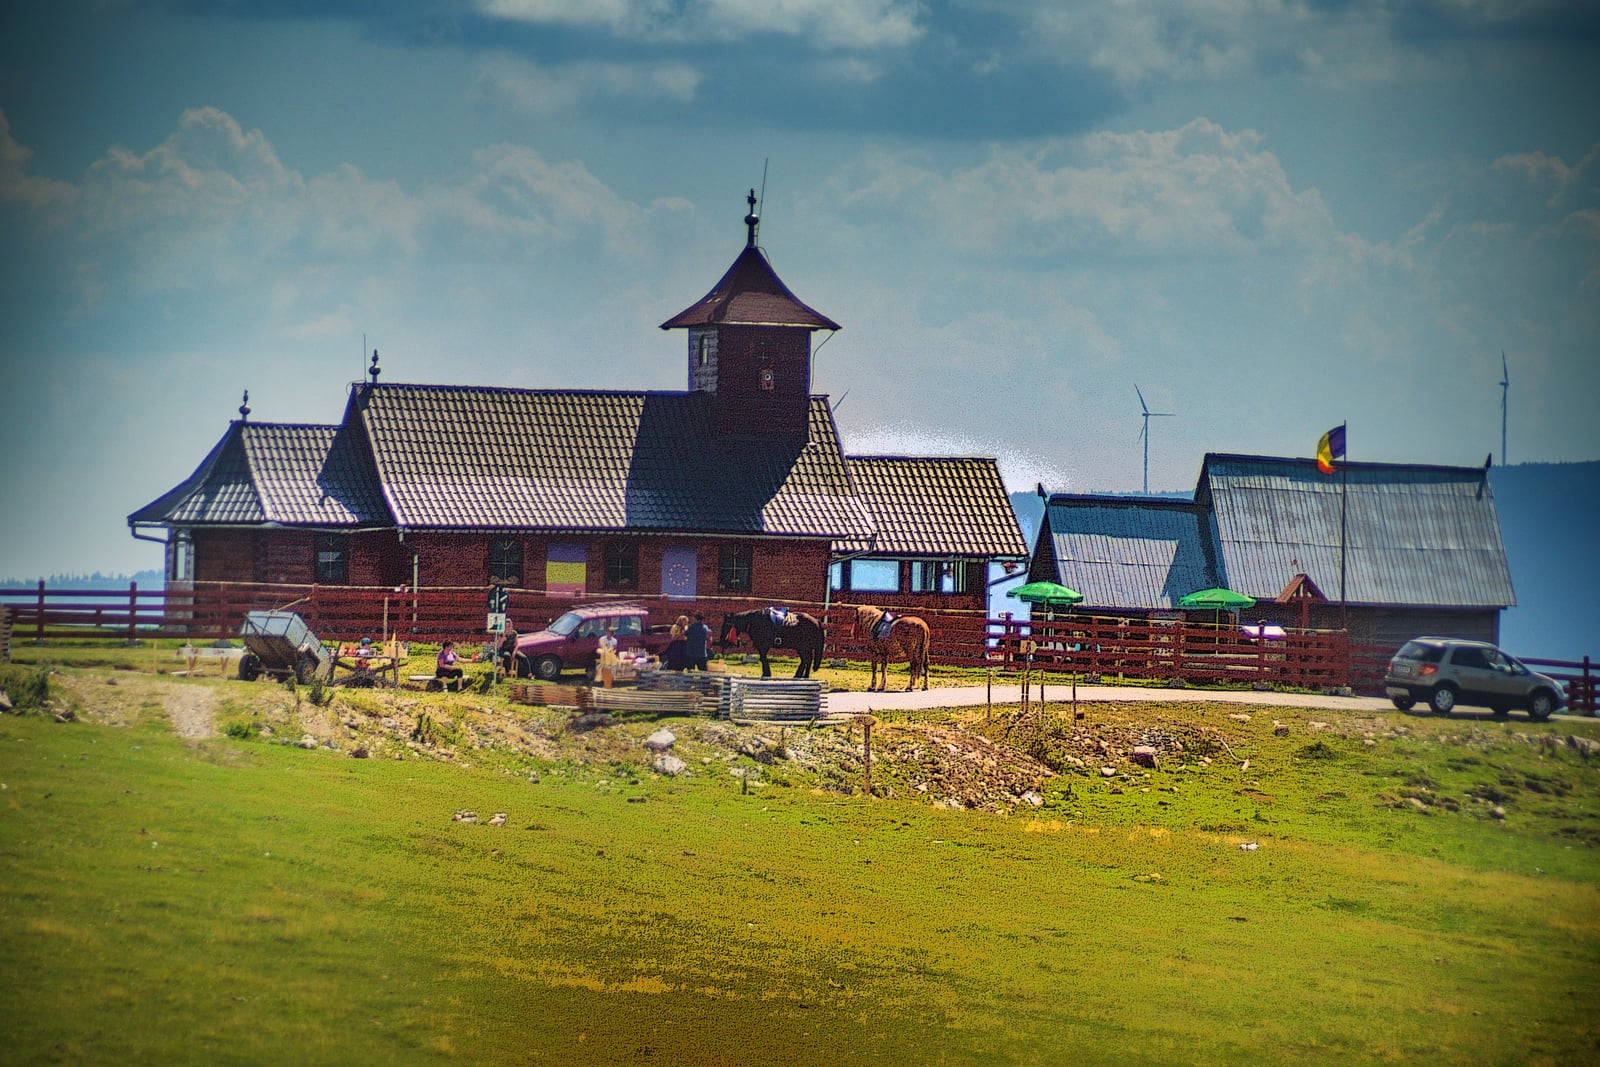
872,614,896,640
767,607,793,626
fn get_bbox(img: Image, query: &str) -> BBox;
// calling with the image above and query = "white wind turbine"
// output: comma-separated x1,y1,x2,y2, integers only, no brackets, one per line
1136,384,1175,495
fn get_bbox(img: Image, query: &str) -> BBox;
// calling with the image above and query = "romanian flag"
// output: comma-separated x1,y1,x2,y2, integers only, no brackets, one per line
1316,425,1346,474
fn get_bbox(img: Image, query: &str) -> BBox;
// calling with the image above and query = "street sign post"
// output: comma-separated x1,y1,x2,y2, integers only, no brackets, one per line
487,586,509,633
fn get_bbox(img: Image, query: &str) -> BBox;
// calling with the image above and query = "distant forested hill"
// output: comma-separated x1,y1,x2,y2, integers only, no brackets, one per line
1009,461,1599,662
0,569,164,589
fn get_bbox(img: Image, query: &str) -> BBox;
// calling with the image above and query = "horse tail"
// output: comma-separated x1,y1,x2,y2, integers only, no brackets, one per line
812,618,826,673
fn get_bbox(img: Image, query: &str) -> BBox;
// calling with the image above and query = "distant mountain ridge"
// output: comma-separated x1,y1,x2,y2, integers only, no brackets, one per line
1010,461,1599,662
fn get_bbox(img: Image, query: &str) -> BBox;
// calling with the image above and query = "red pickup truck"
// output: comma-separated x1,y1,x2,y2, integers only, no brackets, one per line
513,604,675,680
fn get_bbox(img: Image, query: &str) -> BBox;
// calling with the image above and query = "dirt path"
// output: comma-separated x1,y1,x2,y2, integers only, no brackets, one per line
164,682,219,739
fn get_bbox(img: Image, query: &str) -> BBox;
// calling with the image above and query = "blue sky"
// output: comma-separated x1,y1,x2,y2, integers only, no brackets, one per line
1,0,1596,579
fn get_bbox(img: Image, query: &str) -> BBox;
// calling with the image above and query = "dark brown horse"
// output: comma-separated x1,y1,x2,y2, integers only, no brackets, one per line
852,605,931,691
719,609,826,679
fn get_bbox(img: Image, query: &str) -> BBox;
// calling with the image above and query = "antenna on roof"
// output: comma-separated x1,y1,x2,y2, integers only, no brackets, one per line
369,349,381,386
1135,384,1175,494
238,389,250,422
758,159,768,230
1499,350,1509,467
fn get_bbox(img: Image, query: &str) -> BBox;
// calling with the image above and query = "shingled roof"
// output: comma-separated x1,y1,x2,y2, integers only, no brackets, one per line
1033,495,1216,610
128,421,389,527
350,384,873,538
659,246,841,331
841,456,1028,558
1200,453,1515,608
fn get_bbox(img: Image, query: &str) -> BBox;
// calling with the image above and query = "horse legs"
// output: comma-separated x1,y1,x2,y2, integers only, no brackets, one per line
758,649,772,678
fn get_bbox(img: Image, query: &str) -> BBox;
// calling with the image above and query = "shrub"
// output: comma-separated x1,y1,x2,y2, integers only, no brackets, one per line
0,665,50,712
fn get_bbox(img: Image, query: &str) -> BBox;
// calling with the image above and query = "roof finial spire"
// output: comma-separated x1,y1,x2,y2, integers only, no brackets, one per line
369,348,381,385
238,389,250,421
744,188,759,249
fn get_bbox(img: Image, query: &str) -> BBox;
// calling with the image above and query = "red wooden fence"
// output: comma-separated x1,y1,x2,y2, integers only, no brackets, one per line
2,580,1592,714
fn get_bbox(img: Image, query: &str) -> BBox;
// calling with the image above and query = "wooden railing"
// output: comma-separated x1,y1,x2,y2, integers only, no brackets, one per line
1,580,1590,714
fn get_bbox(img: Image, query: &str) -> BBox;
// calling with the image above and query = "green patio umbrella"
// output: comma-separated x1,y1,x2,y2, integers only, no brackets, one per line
1176,588,1256,610
1177,587,1257,628
1008,581,1085,607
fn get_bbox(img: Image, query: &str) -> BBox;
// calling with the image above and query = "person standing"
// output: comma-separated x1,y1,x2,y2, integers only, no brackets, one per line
685,613,712,672
596,629,619,688
664,614,689,671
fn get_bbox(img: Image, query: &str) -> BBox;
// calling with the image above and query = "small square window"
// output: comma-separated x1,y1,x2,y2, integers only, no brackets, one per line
718,544,752,592
604,542,638,589
488,538,523,586
314,533,348,584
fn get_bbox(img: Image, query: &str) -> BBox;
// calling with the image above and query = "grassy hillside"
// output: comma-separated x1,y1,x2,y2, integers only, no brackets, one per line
2,659,1598,1064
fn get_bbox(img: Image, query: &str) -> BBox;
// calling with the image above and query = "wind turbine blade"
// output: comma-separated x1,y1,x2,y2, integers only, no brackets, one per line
1135,384,1149,414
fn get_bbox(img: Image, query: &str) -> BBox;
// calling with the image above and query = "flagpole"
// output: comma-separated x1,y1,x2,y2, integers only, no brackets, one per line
1339,420,1348,632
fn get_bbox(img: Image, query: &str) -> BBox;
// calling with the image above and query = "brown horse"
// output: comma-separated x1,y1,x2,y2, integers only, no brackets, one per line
852,605,931,692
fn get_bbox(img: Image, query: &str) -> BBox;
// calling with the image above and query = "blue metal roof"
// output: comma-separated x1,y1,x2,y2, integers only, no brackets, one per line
1038,496,1215,610
1200,454,1515,608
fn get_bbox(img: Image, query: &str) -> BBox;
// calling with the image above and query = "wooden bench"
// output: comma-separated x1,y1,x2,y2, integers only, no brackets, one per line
406,673,471,692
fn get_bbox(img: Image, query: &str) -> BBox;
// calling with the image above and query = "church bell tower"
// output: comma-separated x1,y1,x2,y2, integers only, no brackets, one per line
661,191,841,439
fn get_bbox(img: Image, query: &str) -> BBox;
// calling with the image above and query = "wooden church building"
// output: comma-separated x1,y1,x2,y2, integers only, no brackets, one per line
129,195,1027,613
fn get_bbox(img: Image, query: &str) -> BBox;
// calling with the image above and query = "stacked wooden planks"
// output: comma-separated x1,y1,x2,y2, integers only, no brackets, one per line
639,672,734,719
727,678,827,723
508,681,701,717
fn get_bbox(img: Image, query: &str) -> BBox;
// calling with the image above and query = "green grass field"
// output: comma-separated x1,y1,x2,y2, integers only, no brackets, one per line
2,655,1598,1065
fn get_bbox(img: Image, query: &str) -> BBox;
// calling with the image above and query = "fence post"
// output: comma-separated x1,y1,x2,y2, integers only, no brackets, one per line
34,578,45,643
1585,656,1594,717
127,581,138,644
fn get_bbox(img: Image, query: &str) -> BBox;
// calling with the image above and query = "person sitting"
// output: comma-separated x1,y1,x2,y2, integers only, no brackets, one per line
356,636,374,661
498,626,528,678
435,640,466,691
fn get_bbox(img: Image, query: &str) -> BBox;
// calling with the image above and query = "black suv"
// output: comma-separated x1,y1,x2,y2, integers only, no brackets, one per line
1384,638,1564,719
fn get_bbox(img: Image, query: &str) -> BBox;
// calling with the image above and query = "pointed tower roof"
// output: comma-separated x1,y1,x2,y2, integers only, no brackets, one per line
660,191,841,331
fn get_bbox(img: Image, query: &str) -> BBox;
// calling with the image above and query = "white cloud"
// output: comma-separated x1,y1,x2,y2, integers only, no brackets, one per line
1011,0,1520,89
477,0,923,49
474,52,701,116
832,119,1335,259
0,110,76,211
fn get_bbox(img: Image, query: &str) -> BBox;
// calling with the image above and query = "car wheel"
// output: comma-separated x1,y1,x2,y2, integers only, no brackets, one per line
1528,689,1556,722
238,653,262,682
532,655,562,682
1390,696,1415,711
1428,684,1457,715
